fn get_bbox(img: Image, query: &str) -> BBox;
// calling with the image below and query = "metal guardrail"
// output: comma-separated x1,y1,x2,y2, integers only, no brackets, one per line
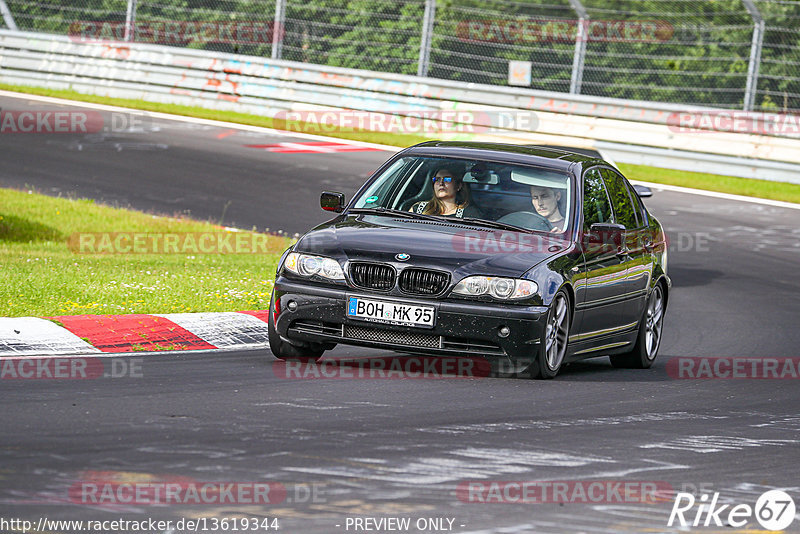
596,142,800,185
1,30,799,184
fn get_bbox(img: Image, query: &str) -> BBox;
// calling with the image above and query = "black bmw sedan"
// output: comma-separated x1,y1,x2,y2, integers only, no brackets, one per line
268,142,670,379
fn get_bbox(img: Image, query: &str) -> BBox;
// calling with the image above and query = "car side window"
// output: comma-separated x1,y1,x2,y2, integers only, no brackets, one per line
624,179,648,227
582,168,614,231
600,168,638,229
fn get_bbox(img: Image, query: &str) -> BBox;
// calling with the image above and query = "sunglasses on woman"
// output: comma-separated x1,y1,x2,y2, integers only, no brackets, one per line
431,176,454,184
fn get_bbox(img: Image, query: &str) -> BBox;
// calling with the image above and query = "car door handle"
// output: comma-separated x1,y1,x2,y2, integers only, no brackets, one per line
643,240,654,252
616,246,630,259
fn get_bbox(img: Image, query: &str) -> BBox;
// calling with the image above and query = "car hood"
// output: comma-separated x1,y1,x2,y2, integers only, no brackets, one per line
294,214,570,279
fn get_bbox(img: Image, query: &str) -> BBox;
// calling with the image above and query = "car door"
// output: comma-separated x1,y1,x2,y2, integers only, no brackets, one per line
603,168,654,322
573,167,633,342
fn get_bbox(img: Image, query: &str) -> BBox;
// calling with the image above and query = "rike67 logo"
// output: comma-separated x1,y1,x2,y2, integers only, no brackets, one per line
668,489,795,531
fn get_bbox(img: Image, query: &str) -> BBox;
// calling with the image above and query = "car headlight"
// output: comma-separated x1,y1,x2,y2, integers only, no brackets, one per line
284,252,344,280
452,276,537,300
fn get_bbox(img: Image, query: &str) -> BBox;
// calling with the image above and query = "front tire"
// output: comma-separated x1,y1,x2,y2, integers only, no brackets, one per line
268,292,324,362
610,284,665,369
523,289,571,379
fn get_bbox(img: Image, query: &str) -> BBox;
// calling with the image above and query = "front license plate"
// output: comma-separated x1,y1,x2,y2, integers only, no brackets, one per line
347,297,435,328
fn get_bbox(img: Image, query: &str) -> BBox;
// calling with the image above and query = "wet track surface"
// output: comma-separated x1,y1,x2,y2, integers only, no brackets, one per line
2,94,799,533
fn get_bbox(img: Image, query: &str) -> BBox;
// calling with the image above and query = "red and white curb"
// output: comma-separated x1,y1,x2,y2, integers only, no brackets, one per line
0,311,271,356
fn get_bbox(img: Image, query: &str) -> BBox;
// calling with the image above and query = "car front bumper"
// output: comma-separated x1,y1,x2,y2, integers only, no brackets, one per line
272,277,549,363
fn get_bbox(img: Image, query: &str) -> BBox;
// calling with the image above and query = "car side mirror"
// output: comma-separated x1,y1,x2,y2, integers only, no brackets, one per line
590,222,626,233
586,222,626,251
320,191,345,213
633,184,653,198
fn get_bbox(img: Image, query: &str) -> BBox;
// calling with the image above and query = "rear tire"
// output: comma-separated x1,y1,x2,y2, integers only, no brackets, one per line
268,292,324,362
610,284,665,369
521,289,571,379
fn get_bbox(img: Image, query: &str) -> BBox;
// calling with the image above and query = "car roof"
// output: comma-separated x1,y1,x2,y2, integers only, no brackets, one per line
402,141,603,171
526,145,602,159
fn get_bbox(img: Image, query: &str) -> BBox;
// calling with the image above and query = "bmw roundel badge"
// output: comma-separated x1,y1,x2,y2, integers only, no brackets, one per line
395,253,410,261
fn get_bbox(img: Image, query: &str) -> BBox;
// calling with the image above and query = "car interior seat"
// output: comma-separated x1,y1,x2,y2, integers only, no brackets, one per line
398,165,435,212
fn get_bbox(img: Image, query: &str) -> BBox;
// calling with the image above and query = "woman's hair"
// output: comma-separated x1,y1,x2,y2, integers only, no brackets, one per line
423,165,471,215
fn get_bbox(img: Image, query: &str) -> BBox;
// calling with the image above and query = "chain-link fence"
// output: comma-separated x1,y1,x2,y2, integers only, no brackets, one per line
757,0,800,111
2,0,799,112
580,0,754,109
281,0,424,73
429,0,577,92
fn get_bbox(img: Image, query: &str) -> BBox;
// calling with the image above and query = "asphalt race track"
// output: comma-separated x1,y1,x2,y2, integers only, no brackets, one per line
2,94,800,533
0,93,382,235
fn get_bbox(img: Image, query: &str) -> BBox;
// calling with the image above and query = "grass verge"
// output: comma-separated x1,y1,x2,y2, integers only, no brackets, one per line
0,187,292,317
2,83,799,205
618,163,800,205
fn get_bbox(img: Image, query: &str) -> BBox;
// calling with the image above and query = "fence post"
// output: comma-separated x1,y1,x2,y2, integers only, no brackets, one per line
0,0,17,30
741,0,764,111
567,0,587,94
124,0,137,41
417,0,436,77
272,0,287,59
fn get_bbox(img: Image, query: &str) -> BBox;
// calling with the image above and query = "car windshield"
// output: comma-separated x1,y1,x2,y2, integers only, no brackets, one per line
351,156,573,234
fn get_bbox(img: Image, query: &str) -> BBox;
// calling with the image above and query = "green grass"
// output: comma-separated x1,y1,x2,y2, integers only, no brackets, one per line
0,187,293,317
618,163,800,205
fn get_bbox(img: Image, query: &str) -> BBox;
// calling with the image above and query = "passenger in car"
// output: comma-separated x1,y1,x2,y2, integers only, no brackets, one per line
409,166,483,218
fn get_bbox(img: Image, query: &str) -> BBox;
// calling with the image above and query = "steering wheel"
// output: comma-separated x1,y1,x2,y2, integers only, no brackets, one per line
497,211,552,232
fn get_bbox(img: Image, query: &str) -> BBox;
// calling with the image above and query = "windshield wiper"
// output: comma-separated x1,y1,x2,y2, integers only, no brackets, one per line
349,207,447,222
458,217,535,234
349,207,414,218
349,208,533,232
